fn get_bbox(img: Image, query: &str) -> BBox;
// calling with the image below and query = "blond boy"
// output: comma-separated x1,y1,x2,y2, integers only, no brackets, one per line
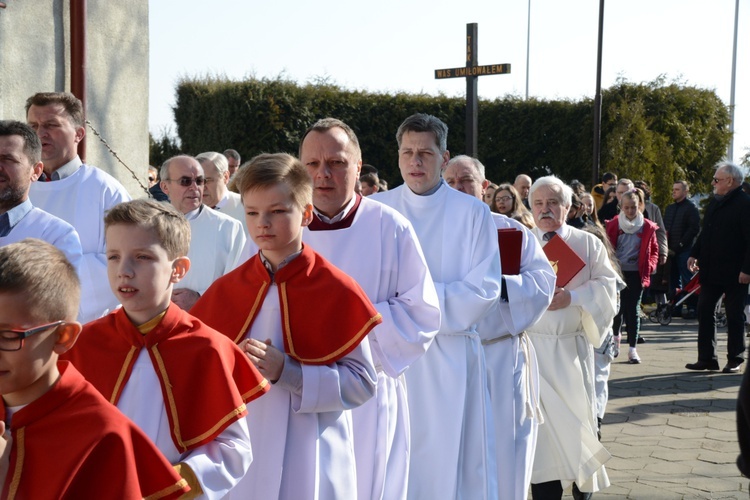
63,200,268,499
192,153,380,498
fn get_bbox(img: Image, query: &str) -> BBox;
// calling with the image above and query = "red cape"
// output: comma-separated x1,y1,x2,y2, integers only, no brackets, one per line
191,244,382,365
1,362,189,500
62,304,269,453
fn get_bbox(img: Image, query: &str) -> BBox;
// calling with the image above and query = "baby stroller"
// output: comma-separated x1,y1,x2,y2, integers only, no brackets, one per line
648,272,727,327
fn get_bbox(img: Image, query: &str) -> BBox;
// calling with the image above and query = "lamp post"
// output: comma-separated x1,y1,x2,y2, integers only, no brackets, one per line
592,0,605,187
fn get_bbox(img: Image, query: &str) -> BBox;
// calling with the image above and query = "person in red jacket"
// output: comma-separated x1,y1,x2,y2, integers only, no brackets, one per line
606,188,659,364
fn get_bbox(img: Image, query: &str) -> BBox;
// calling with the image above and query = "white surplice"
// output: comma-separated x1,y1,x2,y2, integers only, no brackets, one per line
178,205,246,296
479,213,555,500
29,162,131,322
229,284,377,499
214,190,247,232
528,224,618,493
118,350,252,500
373,181,501,500
303,196,441,500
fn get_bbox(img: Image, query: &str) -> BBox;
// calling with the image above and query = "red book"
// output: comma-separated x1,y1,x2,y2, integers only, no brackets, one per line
542,233,586,287
497,228,522,275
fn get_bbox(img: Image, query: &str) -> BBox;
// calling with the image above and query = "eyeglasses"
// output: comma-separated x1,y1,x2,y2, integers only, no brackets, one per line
167,176,206,187
148,176,156,182
0,321,64,352
712,176,727,184
495,195,512,203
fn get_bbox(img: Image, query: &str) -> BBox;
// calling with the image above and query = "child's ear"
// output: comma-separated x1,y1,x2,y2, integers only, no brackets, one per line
301,203,314,227
171,256,191,284
53,322,83,354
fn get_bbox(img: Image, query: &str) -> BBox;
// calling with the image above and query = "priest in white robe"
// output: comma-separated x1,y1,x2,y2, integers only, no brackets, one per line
26,92,131,322
372,114,501,500
161,155,245,310
196,151,247,231
443,155,556,500
298,119,441,500
527,175,618,499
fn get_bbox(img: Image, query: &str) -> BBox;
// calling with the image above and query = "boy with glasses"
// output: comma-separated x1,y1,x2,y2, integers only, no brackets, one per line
0,238,189,498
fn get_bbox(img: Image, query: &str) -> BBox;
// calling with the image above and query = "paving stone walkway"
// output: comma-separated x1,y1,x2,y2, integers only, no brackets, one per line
595,314,748,499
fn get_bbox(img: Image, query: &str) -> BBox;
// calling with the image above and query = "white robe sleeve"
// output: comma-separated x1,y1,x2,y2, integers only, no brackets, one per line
181,418,253,499
568,235,618,348
497,222,556,335
435,203,501,334
369,222,441,377
289,341,377,413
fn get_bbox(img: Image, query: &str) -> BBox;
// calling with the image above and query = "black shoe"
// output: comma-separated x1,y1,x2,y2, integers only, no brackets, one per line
637,336,646,344
686,360,720,371
683,309,697,320
723,360,744,373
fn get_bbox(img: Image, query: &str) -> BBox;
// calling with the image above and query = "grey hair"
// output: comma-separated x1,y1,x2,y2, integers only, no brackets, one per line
674,180,689,191
446,154,485,181
396,113,448,153
528,175,573,208
617,178,635,190
716,161,744,184
196,151,229,176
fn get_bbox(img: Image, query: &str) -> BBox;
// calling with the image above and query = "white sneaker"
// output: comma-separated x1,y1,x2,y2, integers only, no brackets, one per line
628,348,641,364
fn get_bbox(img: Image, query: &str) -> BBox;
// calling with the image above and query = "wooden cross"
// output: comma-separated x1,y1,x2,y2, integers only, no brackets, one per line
435,23,510,157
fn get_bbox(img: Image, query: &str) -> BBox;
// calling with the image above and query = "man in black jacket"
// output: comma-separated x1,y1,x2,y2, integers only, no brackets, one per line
664,180,700,317
686,162,750,373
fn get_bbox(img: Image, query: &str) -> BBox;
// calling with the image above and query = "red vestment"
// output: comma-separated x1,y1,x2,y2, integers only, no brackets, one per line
191,244,382,364
62,304,269,453
0,362,189,500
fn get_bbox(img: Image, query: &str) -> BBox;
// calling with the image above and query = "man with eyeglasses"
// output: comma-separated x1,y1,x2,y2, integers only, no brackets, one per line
26,92,131,322
686,161,750,374
591,172,618,211
160,155,245,310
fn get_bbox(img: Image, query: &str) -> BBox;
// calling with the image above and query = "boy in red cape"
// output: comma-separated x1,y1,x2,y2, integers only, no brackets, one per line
62,199,269,499
0,239,189,499
191,153,380,498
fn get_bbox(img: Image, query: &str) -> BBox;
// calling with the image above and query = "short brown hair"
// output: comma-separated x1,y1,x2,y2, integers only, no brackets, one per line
0,120,42,164
299,118,362,159
25,92,85,128
0,239,80,322
235,153,312,211
104,199,190,259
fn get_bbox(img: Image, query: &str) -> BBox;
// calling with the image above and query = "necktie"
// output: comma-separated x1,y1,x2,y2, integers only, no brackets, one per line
543,231,556,241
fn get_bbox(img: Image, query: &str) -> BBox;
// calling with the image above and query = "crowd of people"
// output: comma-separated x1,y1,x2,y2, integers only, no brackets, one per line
1,90,749,499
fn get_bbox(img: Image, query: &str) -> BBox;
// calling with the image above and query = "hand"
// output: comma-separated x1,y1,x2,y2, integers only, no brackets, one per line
687,257,699,273
171,288,201,311
740,272,750,285
659,254,667,266
547,287,571,311
0,421,12,488
241,338,285,382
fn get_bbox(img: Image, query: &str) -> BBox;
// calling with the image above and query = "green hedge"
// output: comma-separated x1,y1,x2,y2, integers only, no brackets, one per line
166,76,730,208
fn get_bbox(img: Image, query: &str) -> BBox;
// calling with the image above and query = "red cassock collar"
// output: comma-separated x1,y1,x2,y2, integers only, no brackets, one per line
0,362,190,499
61,304,269,453
191,244,382,365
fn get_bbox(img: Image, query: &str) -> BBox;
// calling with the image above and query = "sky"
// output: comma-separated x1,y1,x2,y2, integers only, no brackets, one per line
149,0,749,165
